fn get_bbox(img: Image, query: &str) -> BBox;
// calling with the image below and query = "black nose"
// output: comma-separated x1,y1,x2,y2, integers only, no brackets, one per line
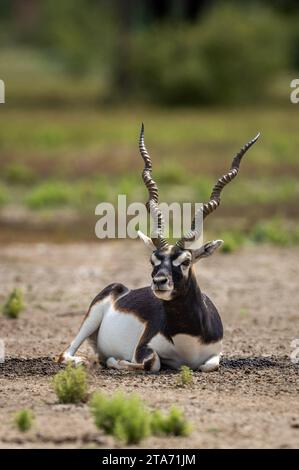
153,276,168,286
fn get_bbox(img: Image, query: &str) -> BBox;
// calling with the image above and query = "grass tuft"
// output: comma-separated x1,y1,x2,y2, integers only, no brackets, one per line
219,231,245,253
250,219,290,246
2,288,24,318
53,363,88,404
176,365,194,387
151,406,192,437
14,409,34,432
4,163,37,185
90,391,191,444
26,182,73,209
90,391,150,444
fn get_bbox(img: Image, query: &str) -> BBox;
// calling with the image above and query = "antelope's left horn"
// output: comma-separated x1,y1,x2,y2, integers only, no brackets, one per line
176,133,260,248
139,123,168,249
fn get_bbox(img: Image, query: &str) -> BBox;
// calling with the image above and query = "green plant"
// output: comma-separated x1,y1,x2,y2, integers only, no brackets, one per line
90,391,192,443
26,181,73,209
113,395,151,445
90,391,127,435
4,163,37,185
90,391,150,444
14,409,34,432
151,406,191,437
127,5,289,105
176,365,193,387
2,288,24,318
220,231,245,253
53,363,88,404
250,219,290,246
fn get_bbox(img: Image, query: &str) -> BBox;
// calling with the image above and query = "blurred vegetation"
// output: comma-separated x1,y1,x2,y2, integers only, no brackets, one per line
2,288,24,319
218,219,299,253
129,6,290,105
14,409,34,432
0,107,299,245
90,391,151,444
90,390,191,444
0,184,9,206
0,1,298,106
0,1,298,245
150,406,192,437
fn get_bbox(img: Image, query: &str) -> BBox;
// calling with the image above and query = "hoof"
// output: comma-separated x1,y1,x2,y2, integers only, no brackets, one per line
56,352,87,366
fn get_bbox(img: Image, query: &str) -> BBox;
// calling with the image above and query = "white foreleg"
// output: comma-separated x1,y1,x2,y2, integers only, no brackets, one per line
58,299,108,364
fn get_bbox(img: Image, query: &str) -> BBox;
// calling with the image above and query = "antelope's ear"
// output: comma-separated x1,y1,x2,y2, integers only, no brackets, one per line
191,240,223,263
137,230,156,251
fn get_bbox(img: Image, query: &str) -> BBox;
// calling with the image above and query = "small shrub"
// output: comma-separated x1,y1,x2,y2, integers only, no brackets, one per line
151,406,191,437
113,395,151,445
149,410,165,436
53,363,88,404
176,365,193,387
220,231,244,253
90,391,128,435
90,391,150,445
4,163,37,185
3,288,24,318
125,5,289,105
26,181,73,209
90,391,192,443
14,409,34,432
250,220,290,246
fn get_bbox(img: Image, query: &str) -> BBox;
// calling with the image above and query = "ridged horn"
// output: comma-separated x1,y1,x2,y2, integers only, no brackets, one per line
139,123,168,249
176,133,260,248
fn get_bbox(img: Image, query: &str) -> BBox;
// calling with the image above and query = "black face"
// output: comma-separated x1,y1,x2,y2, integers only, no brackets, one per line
150,245,193,300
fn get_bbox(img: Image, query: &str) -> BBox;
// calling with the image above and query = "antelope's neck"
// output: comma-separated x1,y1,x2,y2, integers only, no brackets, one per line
163,272,208,335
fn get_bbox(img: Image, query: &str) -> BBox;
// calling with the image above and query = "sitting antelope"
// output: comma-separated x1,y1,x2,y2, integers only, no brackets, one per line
58,125,259,372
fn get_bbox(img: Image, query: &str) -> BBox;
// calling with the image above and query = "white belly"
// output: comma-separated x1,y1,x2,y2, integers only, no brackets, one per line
96,307,222,369
150,333,222,369
97,306,144,361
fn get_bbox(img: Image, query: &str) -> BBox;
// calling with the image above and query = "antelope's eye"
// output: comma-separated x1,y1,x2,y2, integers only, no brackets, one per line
181,259,191,267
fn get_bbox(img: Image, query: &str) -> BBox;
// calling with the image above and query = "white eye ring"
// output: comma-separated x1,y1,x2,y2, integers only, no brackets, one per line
172,253,191,267
151,255,161,266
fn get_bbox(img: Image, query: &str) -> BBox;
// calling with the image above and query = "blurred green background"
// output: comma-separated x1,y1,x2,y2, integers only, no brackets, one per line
0,0,298,248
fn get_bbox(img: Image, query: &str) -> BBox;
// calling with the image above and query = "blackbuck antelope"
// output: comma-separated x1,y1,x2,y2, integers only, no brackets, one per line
58,125,260,372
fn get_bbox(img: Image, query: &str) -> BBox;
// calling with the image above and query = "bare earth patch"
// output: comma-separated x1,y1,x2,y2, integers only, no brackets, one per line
0,242,298,448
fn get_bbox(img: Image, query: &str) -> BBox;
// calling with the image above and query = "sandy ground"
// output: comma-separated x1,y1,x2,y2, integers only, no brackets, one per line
0,241,298,449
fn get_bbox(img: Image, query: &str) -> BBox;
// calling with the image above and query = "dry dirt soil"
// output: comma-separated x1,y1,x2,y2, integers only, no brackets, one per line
0,242,298,449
